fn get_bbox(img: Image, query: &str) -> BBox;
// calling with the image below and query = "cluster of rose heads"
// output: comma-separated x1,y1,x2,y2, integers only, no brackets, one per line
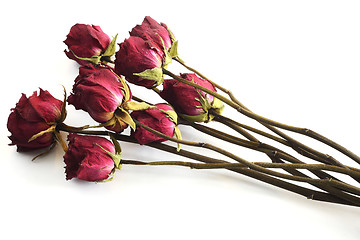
7,16,223,182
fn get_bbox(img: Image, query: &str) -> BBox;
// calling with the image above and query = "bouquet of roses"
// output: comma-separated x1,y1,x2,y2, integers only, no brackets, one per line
7,16,360,207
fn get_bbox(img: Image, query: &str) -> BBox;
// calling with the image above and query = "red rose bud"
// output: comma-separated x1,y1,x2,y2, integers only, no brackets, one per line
64,24,116,66
130,16,174,54
131,104,178,145
114,36,167,88
160,73,224,123
67,65,131,133
64,134,116,182
7,89,63,152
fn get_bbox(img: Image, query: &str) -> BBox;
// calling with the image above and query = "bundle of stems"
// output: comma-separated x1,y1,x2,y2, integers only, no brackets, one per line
52,55,358,207
57,78,360,207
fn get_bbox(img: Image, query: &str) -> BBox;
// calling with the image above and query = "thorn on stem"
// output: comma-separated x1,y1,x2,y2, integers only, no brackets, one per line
307,194,315,200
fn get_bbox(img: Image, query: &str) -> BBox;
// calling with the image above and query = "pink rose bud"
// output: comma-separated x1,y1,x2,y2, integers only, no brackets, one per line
160,73,224,123
64,24,112,66
114,36,165,88
64,134,115,181
131,104,177,145
7,89,63,152
67,65,131,133
130,16,174,53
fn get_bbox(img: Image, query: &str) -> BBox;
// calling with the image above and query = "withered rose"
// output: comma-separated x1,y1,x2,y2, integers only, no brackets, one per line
114,36,165,88
115,17,178,89
7,89,63,152
67,65,131,132
131,104,177,145
160,73,224,123
130,16,174,52
64,24,112,66
64,133,115,182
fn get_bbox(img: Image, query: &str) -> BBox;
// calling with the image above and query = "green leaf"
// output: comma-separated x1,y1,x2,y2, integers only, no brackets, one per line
110,69,131,102
169,40,179,58
164,110,178,124
28,125,56,142
208,98,225,122
163,51,172,68
101,115,117,128
133,67,164,83
211,97,225,114
70,49,101,64
116,108,136,130
154,108,178,124
103,34,118,57
164,25,176,43
123,101,151,111
174,126,182,152
97,144,122,169
112,153,121,169
108,133,122,155
178,112,209,123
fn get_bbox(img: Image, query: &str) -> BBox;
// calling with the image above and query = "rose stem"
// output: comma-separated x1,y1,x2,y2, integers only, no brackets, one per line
174,58,360,165
211,109,360,185
120,159,360,178
133,94,357,192
163,66,360,166
54,130,68,152
164,68,360,187
133,95,348,184
56,123,357,207
132,119,360,204
60,123,353,176
127,141,359,207
174,58,334,165
212,113,335,163
185,121,351,183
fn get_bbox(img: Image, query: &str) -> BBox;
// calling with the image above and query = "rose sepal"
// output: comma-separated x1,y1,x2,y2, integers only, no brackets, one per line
123,101,152,111
102,34,118,58
69,50,102,65
174,126,182,151
133,67,164,87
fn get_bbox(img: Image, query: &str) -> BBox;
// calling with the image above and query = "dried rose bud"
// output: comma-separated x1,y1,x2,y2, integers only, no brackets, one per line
114,36,166,88
160,73,224,123
64,134,116,182
7,89,63,152
67,65,131,133
64,24,115,66
130,16,175,54
131,104,178,145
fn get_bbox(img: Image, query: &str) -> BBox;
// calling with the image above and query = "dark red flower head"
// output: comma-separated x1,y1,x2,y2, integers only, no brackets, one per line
64,24,112,66
115,17,178,89
131,103,177,145
130,16,174,52
64,134,115,182
114,36,165,88
160,73,224,123
67,65,131,133
7,89,63,152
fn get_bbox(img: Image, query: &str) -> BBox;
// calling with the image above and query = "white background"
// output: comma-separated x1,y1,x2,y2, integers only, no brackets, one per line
1,0,360,239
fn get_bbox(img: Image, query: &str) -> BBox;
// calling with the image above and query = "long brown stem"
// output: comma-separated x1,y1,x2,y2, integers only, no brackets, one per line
57,123,359,206
186,121,347,182
165,65,360,166
133,95,353,185
212,111,360,185
121,159,360,178
133,119,360,203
